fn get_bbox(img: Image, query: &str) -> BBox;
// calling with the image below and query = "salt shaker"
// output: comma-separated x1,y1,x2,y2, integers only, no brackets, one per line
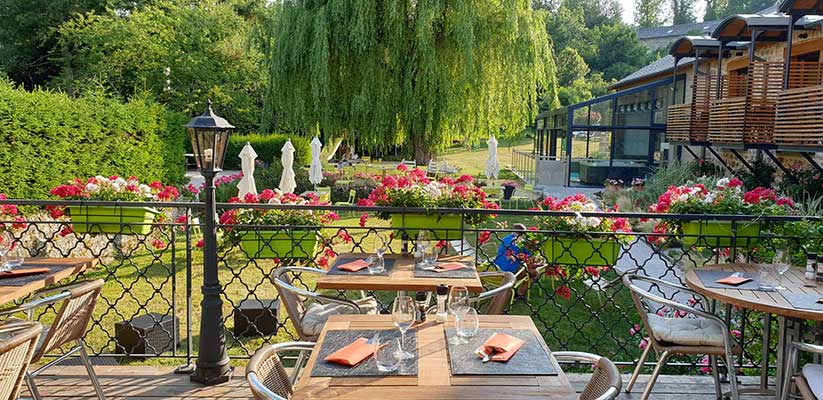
806,253,817,281
818,255,823,282
436,284,448,323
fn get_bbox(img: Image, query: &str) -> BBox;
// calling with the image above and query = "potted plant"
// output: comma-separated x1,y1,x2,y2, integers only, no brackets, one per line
219,189,339,259
649,177,795,247
50,176,179,235
357,165,498,240
603,178,624,191
531,194,633,266
631,177,645,191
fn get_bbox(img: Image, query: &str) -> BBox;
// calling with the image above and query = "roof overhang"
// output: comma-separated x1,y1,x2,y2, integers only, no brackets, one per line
669,36,722,58
779,0,823,15
712,14,792,41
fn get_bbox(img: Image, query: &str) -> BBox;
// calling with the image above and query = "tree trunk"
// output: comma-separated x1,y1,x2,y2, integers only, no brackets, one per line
411,130,434,164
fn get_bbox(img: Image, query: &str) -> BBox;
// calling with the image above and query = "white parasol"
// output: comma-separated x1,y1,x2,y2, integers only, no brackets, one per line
484,134,500,179
237,142,258,197
308,137,323,186
279,139,297,194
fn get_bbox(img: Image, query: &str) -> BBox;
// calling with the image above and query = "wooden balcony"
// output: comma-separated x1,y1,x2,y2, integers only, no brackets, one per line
708,96,747,143
666,75,723,143
774,62,823,147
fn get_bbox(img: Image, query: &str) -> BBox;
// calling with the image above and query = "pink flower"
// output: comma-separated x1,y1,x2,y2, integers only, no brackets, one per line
358,213,369,227
196,239,204,248
259,189,276,202
639,338,648,349
554,286,571,300
151,239,166,250
59,226,73,237
731,329,741,338
243,192,259,203
396,163,408,172
478,231,491,245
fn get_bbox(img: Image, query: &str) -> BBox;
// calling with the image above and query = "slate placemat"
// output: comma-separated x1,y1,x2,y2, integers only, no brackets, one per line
694,270,765,291
326,257,397,276
444,328,557,376
413,261,477,279
0,264,63,286
782,292,823,312
310,329,418,377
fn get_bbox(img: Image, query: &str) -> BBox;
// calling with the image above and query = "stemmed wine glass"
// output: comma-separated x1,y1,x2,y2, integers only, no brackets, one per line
369,232,388,274
773,250,792,291
448,286,470,345
392,295,415,360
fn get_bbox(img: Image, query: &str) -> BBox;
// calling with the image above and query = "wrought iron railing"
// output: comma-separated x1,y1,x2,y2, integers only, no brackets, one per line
0,198,820,375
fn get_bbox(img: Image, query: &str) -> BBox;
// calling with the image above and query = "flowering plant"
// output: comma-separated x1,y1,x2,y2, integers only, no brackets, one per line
218,189,339,237
532,194,634,243
631,177,645,186
649,177,795,216
51,176,179,202
604,178,624,187
357,167,498,225
0,194,25,233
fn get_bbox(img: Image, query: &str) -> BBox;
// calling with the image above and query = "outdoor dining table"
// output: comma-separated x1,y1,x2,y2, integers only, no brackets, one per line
0,257,97,304
316,253,484,293
685,263,823,398
292,314,574,399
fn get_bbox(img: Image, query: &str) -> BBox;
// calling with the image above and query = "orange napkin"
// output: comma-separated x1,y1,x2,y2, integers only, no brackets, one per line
432,262,468,272
324,338,377,366
0,268,49,279
336,259,370,272
475,333,525,362
715,276,752,286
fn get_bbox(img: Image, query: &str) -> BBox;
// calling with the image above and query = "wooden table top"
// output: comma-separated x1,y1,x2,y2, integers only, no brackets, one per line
0,258,96,304
293,314,574,400
685,263,823,321
316,254,484,293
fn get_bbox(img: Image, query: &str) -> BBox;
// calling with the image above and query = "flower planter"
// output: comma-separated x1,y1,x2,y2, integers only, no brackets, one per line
542,236,621,266
238,230,318,259
68,206,159,235
390,213,463,240
680,220,761,248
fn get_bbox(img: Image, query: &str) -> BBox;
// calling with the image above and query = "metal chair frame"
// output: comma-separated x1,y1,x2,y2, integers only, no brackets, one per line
246,342,315,400
553,351,621,400
782,341,823,400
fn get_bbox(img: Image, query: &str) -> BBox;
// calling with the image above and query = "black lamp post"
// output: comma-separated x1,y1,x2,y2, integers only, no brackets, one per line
186,100,234,385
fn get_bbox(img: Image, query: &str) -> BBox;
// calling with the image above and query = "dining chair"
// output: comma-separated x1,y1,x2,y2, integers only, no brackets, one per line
273,266,378,341
0,279,106,400
246,341,315,400
781,341,823,400
553,351,621,400
0,320,42,400
622,274,741,400
470,271,515,315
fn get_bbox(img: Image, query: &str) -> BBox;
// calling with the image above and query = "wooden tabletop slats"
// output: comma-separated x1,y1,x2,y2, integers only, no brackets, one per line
292,314,575,399
316,254,484,293
685,263,823,321
0,258,96,304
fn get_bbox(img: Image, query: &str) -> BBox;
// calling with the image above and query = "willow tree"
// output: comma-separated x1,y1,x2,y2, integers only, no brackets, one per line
263,0,559,162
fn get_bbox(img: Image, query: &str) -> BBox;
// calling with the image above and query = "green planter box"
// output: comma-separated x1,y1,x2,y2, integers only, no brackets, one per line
542,237,621,266
681,220,761,248
68,206,158,235
238,230,318,259
390,213,463,241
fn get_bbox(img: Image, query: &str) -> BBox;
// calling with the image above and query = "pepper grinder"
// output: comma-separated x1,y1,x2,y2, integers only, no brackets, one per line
415,291,428,323
806,253,817,281
817,254,823,282
436,284,449,323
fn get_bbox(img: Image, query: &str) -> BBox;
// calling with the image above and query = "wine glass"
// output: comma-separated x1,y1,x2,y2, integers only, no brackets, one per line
392,295,415,360
455,308,480,344
773,250,792,291
423,240,438,267
370,233,388,274
0,232,12,272
448,286,470,344
374,334,401,372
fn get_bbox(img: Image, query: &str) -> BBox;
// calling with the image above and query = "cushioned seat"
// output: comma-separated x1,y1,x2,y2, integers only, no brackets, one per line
803,364,823,399
646,313,725,347
300,297,379,336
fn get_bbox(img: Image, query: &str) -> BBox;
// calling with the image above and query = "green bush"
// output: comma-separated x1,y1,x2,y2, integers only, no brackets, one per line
0,80,187,199
223,134,310,170
254,163,313,195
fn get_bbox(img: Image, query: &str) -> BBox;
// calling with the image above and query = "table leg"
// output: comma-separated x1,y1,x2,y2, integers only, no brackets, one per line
760,313,771,392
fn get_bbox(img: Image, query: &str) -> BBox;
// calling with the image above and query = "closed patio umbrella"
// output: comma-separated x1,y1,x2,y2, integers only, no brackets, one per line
279,139,297,194
309,137,323,186
485,134,500,179
237,142,258,197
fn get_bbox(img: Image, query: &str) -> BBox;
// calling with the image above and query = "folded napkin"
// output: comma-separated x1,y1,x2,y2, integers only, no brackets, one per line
431,262,468,272
0,268,49,280
817,298,823,304
336,259,370,272
475,333,525,362
715,275,752,286
324,338,377,366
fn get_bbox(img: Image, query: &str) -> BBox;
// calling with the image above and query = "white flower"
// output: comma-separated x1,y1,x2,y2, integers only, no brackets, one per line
85,183,100,193
704,193,716,204
716,178,729,189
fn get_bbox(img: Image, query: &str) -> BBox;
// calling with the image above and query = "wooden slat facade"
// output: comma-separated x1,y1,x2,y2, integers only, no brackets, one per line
775,61,823,146
666,75,724,143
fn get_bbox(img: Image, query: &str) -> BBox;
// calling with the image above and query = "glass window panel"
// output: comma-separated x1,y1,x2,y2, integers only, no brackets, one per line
589,99,612,126
572,106,590,126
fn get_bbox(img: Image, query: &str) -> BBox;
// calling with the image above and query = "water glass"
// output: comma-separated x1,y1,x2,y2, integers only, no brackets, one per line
423,242,438,267
392,296,415,360
448,286,470,345
757,269,776,291
0,232,12,273
4,244,24,269
368,254,385,274
773,250,792,291
456,308,479,344
375,335,401,373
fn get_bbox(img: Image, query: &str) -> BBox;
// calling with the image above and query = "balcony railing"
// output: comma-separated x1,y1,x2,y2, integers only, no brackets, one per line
774,62,823,147
666,75,724,143
0,198,820,374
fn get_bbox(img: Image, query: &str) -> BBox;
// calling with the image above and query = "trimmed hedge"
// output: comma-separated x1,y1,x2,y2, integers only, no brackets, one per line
0,80,187,199
223,134,310,170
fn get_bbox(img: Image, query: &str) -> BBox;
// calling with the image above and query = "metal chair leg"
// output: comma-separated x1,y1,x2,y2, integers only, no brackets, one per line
781,346,799,400
723,348,740,400
78,340,107,400
711,355,722,399
640,350,670,400
25,372,42,400
626,343,652,393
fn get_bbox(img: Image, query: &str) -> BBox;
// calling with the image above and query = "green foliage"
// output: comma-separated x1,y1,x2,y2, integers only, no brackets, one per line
0,79,186,199
635,0,666,28
223,134,310,170
557,73,610,106
672,0,698,24
264,0,557,162
633,161,725,210
589,24,655,82
556,48,590,87
734,158,776,190
254,164,313,195
781,167,823,201
55,0,268,132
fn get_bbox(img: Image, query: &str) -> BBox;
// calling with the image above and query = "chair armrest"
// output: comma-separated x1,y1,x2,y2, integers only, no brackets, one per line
792,342,823,355
627,274,711,307
247,372,287,400
628,282,727,328
0,291,72,319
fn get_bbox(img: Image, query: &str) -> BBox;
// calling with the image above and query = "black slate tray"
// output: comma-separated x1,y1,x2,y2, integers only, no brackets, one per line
444,328,557,376
327,257,397,276
694,270,765,291
0,264,61,286
782,292,823,312
413,261,477,279
310,329,418,377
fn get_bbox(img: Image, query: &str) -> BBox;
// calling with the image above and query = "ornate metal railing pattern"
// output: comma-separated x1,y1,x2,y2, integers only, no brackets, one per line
0,199,820,374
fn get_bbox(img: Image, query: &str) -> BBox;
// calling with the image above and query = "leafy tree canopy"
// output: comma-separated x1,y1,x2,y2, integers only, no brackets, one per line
264,0,558,162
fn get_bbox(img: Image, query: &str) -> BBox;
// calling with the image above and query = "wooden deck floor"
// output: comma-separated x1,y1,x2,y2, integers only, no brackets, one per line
27,366,775,399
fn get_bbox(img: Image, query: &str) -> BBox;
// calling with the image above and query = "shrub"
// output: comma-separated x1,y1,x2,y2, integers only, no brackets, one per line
0,80,187,199
254,163,313,195
223,134,310,170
